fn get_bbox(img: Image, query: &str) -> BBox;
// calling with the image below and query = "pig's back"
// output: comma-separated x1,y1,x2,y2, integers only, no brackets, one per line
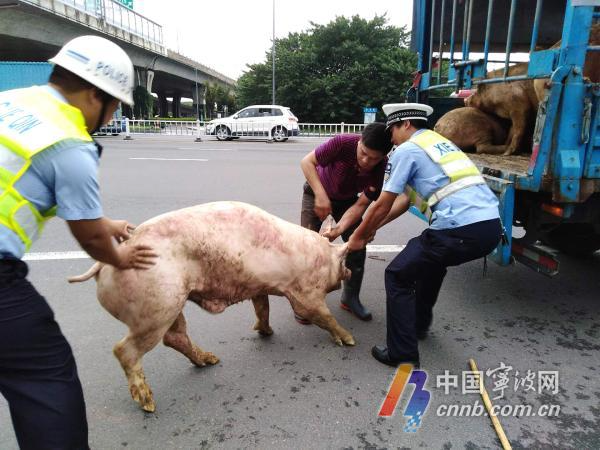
132,201,327,264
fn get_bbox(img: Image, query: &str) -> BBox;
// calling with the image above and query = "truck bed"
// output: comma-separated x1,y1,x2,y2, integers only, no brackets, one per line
469,153,531,177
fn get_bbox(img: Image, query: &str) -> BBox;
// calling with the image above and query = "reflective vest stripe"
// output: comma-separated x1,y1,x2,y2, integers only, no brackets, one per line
427,175,488,207
404,185,432,219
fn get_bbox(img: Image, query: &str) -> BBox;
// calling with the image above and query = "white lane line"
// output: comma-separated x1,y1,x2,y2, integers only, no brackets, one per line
23,251,90,261
23,245,406,261
367,245,406,253
177,147,235,151
129,157,208,161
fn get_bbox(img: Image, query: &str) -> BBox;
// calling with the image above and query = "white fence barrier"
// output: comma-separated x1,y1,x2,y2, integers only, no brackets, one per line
97,119,367,140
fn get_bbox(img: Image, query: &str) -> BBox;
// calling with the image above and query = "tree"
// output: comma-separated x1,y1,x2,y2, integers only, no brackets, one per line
205,82,237,117
236,15,417,123
132,85,154,119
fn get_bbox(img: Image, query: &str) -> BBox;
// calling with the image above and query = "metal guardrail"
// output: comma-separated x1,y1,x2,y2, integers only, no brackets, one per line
20,0,165,55
100,119,367,139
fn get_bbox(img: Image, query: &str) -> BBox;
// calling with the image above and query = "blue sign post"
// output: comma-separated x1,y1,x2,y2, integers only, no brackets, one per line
363,107,377,124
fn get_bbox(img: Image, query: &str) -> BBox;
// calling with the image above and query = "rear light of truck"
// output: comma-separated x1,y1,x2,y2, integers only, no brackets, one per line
541,203,565,217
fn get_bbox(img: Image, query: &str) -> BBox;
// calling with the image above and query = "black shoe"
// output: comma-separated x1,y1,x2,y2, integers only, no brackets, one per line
371,345,420,368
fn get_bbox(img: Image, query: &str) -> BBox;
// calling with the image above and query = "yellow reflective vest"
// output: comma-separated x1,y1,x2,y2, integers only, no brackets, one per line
405,130,485,221
0,86,93,250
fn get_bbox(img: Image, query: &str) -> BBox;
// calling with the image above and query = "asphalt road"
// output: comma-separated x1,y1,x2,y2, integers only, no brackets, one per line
1,135,598,449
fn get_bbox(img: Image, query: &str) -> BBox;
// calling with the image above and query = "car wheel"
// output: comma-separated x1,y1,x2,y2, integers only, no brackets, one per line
271,125,288,142
216,125,231,141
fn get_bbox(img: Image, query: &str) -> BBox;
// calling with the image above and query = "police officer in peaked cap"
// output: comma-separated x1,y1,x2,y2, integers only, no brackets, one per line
348,103,503,367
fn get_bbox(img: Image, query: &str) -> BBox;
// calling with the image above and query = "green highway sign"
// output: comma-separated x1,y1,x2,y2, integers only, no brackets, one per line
116,0,133,9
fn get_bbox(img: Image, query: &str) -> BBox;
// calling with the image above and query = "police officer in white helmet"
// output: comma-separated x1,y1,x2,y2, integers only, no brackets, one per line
0,36,157,449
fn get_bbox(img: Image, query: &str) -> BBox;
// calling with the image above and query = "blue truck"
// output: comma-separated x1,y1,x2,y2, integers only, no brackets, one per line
410,0,600,275
0,61,125,134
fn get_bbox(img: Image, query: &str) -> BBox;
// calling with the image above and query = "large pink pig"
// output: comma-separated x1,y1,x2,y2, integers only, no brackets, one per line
69,201,354,412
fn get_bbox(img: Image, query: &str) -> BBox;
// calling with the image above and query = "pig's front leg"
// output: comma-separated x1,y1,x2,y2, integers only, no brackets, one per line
252,295,273,336
288,293,355,346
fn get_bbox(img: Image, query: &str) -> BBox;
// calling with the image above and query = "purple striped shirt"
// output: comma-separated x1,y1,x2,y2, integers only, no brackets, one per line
314,134,386,201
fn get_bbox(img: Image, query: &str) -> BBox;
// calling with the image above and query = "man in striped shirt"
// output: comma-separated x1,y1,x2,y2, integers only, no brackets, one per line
296,122,393,324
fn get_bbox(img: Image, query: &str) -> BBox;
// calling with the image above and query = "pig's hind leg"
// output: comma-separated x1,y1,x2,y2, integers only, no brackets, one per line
287,293,355,346
163,312,220,366
252,295,273,336
113,329,167,413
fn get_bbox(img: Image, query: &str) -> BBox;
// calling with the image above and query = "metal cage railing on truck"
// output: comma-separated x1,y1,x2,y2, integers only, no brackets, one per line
410,0,600,275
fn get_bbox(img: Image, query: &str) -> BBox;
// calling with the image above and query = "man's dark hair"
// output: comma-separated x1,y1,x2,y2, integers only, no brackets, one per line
49,66,113,102
49,66,95,93
361,122,393,154
406,119,430,130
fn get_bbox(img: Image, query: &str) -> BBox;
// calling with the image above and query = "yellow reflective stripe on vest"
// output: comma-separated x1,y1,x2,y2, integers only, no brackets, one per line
409,129,485,207
0,86,92,250
404,185,433,221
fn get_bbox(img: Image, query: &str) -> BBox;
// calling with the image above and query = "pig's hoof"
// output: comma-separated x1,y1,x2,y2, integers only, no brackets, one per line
333,337,344,346
254,322,273,336
130,384,155,413
342,335,356,346
142,400,156,413
202,352,219,365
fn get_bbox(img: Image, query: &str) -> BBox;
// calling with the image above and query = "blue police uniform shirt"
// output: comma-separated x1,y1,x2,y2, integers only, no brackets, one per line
0,86,103,259
384,129,500,230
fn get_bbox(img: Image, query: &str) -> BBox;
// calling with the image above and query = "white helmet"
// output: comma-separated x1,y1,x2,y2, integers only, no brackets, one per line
49,35,135,105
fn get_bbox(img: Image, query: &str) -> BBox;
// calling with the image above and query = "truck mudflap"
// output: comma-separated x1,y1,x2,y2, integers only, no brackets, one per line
511,241,560,277
483,174,515,267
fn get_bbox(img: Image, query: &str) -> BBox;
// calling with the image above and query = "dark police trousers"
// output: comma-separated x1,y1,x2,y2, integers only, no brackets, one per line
0,258,89,450
384,218,502,360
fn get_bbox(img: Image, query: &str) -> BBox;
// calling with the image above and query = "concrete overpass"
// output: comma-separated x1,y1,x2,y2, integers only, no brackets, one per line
0,0,236,117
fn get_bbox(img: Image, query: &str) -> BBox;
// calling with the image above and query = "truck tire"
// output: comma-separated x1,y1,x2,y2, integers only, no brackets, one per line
541,224,600,256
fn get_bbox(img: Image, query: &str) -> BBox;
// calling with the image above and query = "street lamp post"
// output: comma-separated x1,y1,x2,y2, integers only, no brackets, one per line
195,66,200,120
272,0,276,105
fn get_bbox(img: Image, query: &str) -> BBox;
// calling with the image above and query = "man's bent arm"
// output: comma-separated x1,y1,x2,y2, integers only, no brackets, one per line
377,194,410,229
68,218,155,269
335,194,371,235
350,191,397,247
301,151,328,198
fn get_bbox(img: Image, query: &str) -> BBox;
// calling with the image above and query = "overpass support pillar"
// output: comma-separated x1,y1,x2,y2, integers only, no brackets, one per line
136,68,155,92
172,93,182,118
158,93,169,118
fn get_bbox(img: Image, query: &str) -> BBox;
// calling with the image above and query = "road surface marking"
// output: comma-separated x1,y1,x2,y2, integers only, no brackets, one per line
24,245,407,261
129,157,209,161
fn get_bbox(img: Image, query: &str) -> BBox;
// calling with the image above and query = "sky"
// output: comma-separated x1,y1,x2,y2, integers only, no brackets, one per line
134,0,413,80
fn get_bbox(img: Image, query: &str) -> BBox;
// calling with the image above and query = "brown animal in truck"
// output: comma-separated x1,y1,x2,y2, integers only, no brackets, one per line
465,62,538,156
434,106,509,155
534,23,600,103
68,201,354,412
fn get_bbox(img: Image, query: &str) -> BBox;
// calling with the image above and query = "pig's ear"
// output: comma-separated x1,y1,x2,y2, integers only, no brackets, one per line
335,243,349,258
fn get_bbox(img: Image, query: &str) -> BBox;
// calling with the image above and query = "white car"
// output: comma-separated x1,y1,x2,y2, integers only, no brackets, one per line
206,105,299,142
